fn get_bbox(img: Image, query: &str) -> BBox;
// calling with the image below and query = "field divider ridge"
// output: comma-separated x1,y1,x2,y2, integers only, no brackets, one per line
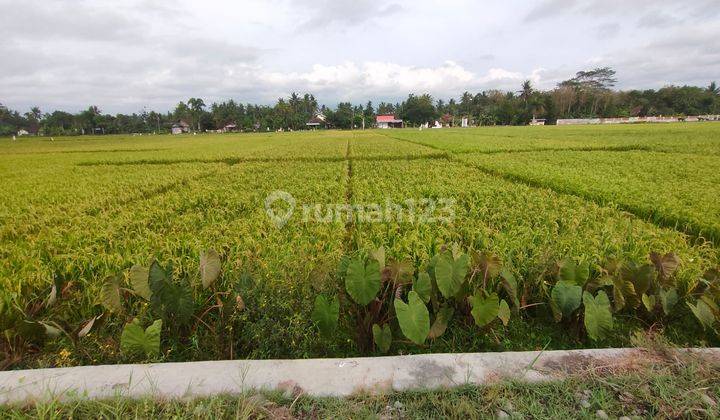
77,154,450,167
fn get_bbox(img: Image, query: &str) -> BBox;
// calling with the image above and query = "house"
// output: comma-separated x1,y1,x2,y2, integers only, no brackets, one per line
376,114,403,129
171,120,190,134
306,114,327,129
16,129,29,136
222,123,238,133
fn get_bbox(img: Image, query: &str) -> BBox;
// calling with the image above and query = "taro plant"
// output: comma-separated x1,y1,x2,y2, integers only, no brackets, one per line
549,259,614,341
106,249,244,361
686,268,720,332
120,319,163,359
312,245,519,354
606,252,681,318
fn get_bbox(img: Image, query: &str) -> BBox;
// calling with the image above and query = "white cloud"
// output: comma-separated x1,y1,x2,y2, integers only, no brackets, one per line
257,61,539,101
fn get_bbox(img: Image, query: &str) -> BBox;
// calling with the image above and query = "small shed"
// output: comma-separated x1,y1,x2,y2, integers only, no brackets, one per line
171,120,190,134
306,114,327,129
376,114,403,129
222,123,238,133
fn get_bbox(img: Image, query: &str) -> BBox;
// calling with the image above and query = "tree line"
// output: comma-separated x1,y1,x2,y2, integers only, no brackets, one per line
1,67,719,136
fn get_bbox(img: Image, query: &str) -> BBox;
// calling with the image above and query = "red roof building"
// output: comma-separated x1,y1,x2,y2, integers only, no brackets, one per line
376,114,403,128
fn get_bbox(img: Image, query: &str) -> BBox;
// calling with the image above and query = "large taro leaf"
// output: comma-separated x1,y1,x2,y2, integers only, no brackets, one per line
434,252,469,299
621,262,656,297
128,265,151,300
551,281,582,321
498,299,511,326
558,259,590,286
394,291,430,345
149,261,194,326
311,295,339,337
687,300,716,331
413,272,432,304
345,257,381,306
641,293,657,312
121,319,162,358
470,293,499,327
199,249,222,289
659,288,679,316
100,275,123,313
428,305,454,339
372,323,392,353
649,252,680,283
582,291,613,341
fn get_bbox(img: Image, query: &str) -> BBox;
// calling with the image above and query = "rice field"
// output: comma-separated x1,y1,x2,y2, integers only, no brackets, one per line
2,123,719,368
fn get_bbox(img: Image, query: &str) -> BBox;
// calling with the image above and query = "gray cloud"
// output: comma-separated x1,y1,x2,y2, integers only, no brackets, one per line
524,0,718,23
0,0,146,42
595,23,621,39
295,0,403,31
637,12,678,28
0,0,718,113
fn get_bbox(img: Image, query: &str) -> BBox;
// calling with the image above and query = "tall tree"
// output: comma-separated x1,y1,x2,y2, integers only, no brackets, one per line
187,97,206,131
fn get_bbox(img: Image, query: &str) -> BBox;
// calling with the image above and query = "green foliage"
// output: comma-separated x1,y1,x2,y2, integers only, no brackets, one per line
311,295,339,337
148,261,194,326
394,291,430,345
642,294,657,312
687,300,716,331
100,275,123,313
120,319,162,359
435,252,469,299
345,257,381,306
582,291,613,341
372,324,392,353
413,272,432,304
660,288,679,316
470,293,499,327
551,281,582,321
558,259,590,286
128,265,151,300
498,299,511,326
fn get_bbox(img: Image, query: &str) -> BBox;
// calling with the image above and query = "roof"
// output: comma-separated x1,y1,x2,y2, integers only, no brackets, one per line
376,114,402,123
306,116,326,125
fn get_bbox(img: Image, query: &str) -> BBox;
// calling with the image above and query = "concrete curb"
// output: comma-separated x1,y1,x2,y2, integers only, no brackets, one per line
1,347,717,404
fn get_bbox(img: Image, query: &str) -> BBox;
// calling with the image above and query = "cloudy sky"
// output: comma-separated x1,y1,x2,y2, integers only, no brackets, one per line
1,0,719,113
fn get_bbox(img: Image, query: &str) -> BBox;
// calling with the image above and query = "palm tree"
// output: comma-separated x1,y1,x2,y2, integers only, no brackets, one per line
519,80,533,104
709,81,719,95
